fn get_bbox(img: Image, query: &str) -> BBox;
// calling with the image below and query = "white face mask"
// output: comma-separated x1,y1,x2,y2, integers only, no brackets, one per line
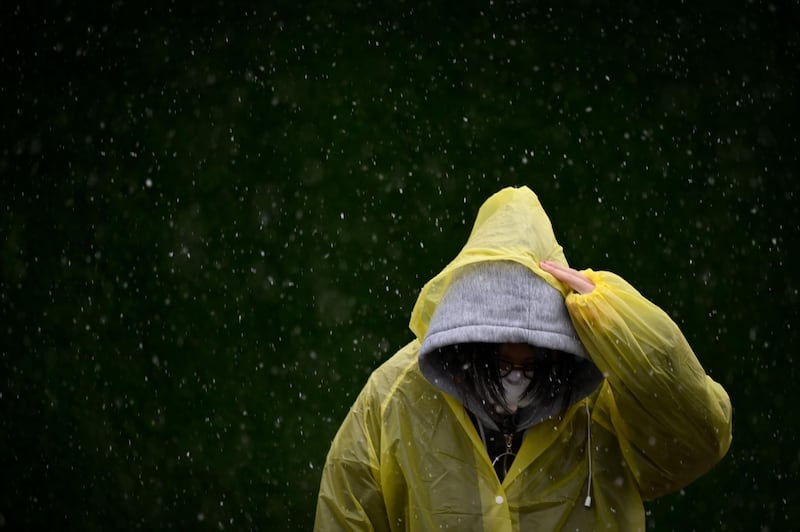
502,369,532,412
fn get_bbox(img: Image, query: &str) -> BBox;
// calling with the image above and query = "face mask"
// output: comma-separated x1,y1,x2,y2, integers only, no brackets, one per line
502,369,532,412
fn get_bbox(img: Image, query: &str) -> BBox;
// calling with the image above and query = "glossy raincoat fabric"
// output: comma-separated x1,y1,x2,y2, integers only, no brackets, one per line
315,186,732,531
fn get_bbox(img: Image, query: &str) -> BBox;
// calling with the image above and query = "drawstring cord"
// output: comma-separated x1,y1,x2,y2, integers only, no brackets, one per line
477,417,488,449
584,401,593,508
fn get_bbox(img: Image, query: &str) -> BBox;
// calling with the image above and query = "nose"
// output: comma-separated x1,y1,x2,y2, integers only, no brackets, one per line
504,369,528,383
500,343,536,364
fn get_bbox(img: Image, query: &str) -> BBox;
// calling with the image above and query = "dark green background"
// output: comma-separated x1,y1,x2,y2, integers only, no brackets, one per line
2,1,798,530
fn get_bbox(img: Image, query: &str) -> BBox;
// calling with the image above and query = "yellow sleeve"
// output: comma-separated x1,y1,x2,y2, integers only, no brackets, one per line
314,377,390,532
566,270,733,500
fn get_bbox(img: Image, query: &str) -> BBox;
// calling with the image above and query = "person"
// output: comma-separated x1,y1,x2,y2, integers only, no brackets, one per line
314,186,732,531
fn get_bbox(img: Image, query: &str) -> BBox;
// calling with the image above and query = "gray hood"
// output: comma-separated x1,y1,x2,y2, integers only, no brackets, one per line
418,261,603,431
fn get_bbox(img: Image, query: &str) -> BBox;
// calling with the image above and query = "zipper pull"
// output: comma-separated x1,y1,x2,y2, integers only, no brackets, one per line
492,430,518,479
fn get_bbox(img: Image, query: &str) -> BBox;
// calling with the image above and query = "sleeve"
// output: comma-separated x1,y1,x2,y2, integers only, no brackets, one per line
565,270,733,500
314,376,391,532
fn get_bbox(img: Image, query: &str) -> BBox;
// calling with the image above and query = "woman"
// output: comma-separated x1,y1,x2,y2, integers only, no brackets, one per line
315,186,732,531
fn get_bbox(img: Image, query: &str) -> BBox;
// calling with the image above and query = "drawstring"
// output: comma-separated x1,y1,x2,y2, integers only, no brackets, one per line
477,417,488,449
584,401,593,508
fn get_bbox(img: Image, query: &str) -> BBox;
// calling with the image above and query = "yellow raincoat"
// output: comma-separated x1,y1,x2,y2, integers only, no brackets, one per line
315,186,732,531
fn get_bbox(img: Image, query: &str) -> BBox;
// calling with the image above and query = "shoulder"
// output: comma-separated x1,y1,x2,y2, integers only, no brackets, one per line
361,340,450,442
354,340,444,421
364,340,423,399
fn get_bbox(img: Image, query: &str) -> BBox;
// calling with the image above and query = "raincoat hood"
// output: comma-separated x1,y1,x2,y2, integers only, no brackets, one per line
411,186,603,430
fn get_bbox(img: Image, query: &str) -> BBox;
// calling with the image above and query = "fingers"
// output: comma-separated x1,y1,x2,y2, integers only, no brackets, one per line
540,261,595,294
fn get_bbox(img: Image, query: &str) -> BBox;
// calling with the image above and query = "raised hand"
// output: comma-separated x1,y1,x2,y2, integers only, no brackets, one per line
540,261,595,294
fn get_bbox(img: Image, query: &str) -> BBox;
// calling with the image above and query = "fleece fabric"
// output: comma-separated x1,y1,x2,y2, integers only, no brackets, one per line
418,260,603,431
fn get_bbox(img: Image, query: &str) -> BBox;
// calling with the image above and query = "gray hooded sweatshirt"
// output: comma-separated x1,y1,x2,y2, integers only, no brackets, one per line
417,261,603,434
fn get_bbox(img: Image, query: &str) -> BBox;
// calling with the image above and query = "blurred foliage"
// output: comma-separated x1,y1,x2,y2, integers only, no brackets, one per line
1,0,798,530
